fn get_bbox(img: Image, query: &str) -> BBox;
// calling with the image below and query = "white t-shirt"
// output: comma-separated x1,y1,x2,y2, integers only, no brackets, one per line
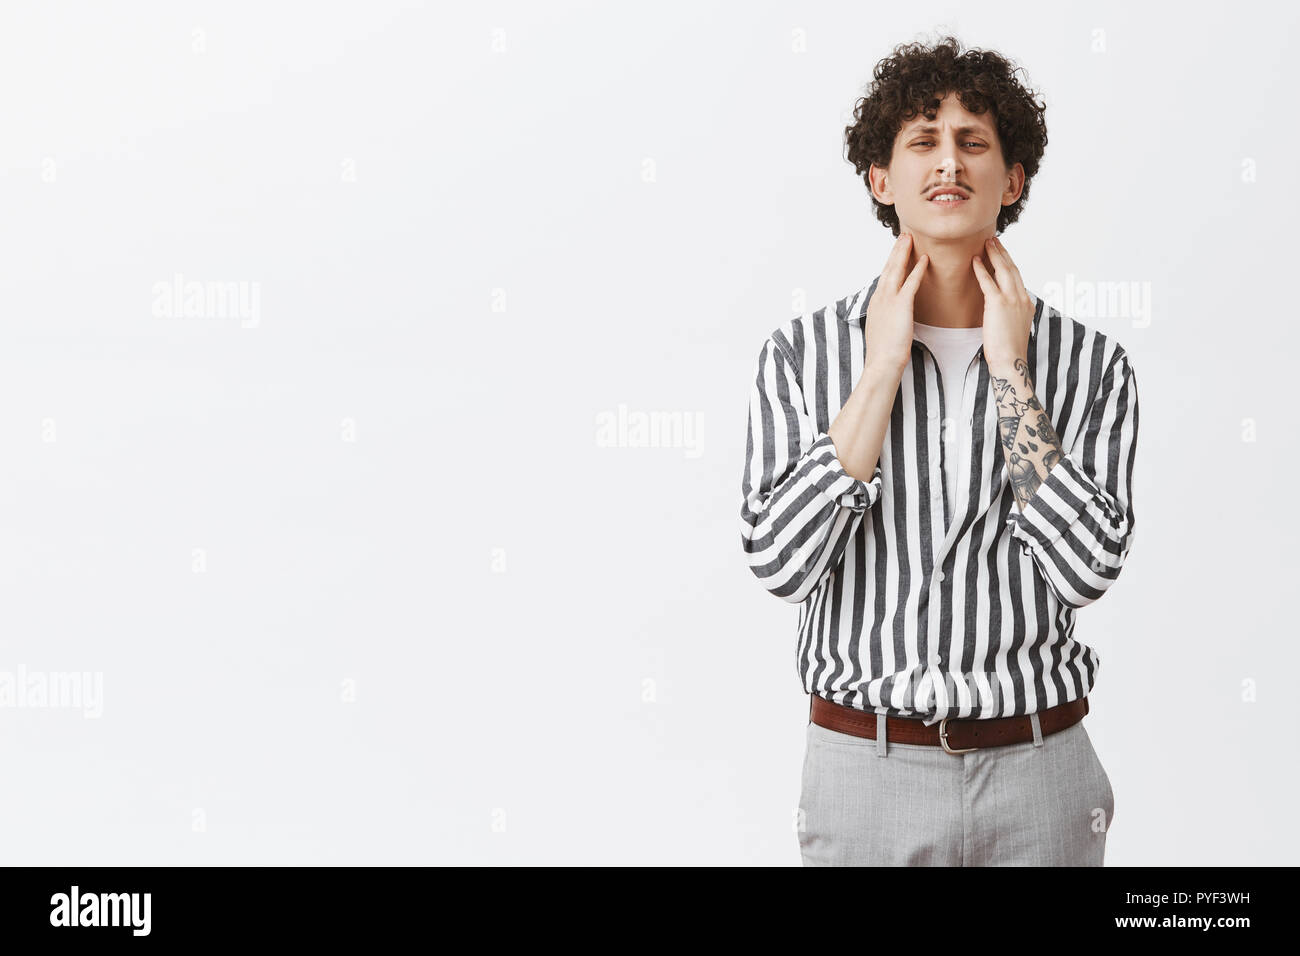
911,321,985,531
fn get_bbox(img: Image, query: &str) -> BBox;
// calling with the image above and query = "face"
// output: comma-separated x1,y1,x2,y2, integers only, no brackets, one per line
870,91,1024,242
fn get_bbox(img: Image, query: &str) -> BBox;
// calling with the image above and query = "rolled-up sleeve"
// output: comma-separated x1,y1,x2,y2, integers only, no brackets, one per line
1007,349,1139,609
740,334,882,604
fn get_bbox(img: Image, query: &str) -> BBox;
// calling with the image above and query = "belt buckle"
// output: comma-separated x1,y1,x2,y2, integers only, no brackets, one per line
938,715,978,754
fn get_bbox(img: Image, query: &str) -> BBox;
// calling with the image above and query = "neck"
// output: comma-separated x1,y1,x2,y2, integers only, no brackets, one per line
907,236,991,328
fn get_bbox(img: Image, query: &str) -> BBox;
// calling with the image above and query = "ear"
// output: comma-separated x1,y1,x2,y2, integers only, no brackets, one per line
1002,162,1026,205
869,163,892,203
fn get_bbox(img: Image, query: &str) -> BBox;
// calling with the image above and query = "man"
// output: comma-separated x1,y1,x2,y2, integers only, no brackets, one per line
738,36,1138,866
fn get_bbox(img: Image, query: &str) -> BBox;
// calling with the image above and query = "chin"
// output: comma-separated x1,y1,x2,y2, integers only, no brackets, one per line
906,215,989,242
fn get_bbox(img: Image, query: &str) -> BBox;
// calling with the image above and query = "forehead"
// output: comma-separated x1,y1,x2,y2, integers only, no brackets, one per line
899,95,995,135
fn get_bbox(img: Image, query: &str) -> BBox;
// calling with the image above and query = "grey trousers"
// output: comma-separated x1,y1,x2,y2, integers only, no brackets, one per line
797,712,1115,866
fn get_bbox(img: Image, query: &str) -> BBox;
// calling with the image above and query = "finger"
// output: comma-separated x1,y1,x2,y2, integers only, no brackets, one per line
984,237,1019,297
900,253,929,298
882,232,914,289
982,238,1012,295
971,253,996,295
990,236,1025,290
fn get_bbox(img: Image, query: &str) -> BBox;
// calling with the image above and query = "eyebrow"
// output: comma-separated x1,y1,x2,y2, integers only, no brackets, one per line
905,124,993,138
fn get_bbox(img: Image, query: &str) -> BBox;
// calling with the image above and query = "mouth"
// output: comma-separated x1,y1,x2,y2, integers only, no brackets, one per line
928,192,969,207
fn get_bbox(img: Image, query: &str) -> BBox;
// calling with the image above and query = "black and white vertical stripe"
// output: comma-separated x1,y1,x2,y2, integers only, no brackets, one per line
739,277,1139,726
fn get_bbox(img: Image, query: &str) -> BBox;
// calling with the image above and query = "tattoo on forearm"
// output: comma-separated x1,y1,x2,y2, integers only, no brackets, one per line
991,357,1064,510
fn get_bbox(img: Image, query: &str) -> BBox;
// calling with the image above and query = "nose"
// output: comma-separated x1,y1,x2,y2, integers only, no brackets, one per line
936,157,959,182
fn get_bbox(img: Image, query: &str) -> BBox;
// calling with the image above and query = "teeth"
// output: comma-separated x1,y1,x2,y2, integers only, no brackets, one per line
931,194,964,202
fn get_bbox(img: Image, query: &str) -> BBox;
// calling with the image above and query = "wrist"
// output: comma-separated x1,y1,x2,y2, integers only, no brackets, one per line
984,353,1026,377
865,355,908,381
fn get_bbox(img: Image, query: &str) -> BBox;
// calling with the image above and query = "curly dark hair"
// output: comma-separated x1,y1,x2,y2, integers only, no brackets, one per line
844,35,1048,236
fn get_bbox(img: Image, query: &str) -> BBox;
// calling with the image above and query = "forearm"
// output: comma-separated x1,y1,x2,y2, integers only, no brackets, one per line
828,360,904,482
988,356,1064,511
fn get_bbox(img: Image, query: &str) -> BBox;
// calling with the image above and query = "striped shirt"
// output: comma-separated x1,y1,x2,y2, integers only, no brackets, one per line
739,276,1139,726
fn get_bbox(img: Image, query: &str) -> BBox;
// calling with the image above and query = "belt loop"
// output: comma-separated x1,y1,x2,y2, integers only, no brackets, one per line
1030,711,1043,747
876,713,888,757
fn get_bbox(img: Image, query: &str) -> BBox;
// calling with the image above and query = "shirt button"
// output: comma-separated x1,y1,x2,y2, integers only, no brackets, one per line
936,571,946,582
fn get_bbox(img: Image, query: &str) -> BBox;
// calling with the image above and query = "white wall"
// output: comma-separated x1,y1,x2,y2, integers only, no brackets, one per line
0,0,1291,865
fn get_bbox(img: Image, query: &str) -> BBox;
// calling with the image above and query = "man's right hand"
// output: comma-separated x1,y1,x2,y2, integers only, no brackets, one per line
864,232,927,374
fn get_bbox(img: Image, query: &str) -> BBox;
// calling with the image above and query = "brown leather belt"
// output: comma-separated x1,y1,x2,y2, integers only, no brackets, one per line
810,693,1089,754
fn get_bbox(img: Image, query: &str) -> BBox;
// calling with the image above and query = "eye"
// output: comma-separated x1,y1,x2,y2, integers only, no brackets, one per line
913,140,986,148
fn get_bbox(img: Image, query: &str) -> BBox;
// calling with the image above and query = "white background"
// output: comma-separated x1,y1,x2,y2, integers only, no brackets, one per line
0,1,1294,865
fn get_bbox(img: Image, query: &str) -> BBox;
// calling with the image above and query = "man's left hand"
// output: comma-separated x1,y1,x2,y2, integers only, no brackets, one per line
972,235,1035,369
